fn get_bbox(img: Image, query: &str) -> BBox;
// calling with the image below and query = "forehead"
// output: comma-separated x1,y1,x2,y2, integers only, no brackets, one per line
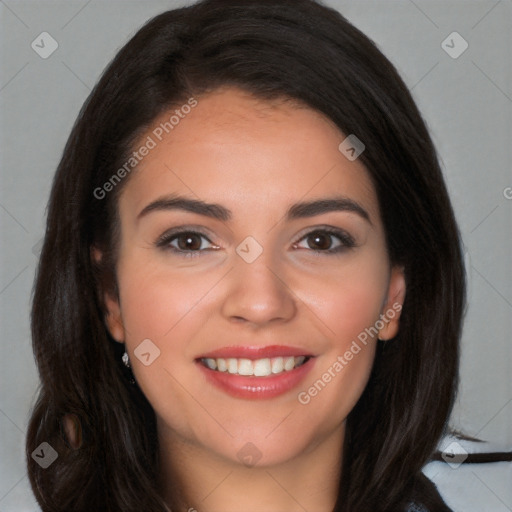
119,87,379,223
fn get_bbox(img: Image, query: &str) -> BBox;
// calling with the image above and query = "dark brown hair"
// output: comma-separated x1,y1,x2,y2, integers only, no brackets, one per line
26,0,465,510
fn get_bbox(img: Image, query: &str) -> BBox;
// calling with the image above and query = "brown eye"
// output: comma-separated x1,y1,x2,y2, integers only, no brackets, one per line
294,228,355,254
156,229,219,257
175,233,203,251
306,232,333,250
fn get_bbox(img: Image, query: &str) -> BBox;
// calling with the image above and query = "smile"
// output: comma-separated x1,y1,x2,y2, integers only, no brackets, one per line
200,355,310,376
195,345,316,399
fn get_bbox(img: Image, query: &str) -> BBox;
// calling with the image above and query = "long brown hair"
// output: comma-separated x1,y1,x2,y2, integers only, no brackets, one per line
27,1,465,510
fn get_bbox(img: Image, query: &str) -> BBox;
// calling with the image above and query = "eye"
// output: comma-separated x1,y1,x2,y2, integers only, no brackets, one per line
293,228,355,254
156,229,219,256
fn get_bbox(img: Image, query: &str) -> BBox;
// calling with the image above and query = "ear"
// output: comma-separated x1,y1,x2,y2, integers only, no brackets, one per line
378,266,406,341
91,246,125,343
103,292,126,343
61,413,82,450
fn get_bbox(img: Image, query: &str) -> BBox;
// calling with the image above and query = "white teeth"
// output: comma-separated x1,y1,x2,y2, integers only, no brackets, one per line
295,355,306,366
205,358,217,370
271,357,284,374
227,358,238,374
238,358,254,376
202,355,308,376
253,358,272,377
283,356,295,371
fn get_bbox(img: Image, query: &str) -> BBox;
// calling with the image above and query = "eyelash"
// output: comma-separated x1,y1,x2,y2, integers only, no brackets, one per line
155,226,356,258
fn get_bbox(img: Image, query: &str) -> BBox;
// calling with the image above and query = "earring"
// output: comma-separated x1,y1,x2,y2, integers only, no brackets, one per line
121,350,136,386
122,351,131,368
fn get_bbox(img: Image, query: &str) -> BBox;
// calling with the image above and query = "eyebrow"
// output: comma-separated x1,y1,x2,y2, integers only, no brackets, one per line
137,194,371,224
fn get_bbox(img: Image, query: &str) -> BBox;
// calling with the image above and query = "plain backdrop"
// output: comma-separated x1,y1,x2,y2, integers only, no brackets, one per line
0,1,511,510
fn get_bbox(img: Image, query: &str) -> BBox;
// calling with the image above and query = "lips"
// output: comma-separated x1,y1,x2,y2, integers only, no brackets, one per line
197,345,313,360
195,345,315,399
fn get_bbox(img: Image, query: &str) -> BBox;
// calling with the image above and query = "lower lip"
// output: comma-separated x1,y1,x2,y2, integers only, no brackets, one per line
196,357,315,399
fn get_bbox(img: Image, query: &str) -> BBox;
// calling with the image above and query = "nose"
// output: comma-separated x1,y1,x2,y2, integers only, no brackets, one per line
220,250,297,328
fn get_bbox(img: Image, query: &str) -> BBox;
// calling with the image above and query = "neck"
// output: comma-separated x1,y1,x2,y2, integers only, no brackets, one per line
158,421,344,512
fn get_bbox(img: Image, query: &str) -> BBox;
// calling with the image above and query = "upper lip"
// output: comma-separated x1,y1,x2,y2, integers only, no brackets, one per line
196,345,314,360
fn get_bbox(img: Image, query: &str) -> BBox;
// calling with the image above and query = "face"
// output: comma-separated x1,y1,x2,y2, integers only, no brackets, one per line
102,87,405,468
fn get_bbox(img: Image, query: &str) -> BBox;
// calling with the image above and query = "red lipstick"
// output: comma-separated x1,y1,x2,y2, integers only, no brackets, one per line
197,345,313,360
195,345,315,400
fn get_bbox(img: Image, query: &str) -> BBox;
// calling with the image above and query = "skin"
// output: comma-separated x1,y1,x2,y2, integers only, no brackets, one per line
101,87,406,512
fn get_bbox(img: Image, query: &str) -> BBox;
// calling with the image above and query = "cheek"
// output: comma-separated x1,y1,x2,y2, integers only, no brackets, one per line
298,256,390,346
115,258,219,435
116,255,220,342
115,253,227,407
293,256,388,415
295,280,382,433
329,282,384,345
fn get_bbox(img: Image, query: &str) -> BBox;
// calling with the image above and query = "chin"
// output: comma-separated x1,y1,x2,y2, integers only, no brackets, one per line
200,426,320,469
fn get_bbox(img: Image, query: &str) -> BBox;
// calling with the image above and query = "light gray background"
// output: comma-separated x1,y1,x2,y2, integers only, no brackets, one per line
0,1,511,511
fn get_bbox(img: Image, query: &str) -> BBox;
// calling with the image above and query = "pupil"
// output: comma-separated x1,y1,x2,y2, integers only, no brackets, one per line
309,233,331,250
179,234,201,250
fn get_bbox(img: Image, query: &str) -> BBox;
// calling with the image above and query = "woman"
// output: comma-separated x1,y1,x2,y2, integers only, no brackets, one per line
26,0,465,510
